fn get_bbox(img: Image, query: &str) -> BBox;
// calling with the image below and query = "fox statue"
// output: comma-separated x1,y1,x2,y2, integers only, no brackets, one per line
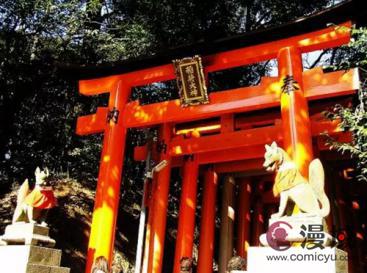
263,141,330,218
12,167,57,226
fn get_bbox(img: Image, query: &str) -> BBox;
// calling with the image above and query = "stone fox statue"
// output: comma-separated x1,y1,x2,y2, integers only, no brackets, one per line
12,167,57,226
263,142,330,218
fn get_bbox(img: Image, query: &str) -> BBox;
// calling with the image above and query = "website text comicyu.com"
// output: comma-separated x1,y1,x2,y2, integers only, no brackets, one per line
266,252,348,263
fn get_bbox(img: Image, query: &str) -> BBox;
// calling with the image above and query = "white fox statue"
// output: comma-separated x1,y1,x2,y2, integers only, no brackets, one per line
263,141,330,218
12,167,57,226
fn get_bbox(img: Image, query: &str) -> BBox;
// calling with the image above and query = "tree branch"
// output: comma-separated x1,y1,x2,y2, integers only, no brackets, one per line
251,10,271,30
307,50,329,69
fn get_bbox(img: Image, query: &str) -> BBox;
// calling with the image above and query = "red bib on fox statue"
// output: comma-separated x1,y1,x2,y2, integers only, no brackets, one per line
24,186,57,209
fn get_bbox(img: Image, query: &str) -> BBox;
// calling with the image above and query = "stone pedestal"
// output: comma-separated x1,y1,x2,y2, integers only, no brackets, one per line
0,245,70,273
0,223,70,273
0,222,55,247
247,247,348,273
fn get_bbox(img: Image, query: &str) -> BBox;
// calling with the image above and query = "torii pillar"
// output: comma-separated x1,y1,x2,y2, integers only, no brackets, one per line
83,80,131,273
278,46,313,177
173,155,199,273
236,178,251,258
197,168,218,273
278,46,313,215
218,176,235,273
147,123,173,273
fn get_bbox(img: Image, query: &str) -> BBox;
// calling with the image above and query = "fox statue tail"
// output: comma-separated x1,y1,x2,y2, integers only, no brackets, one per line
12,179,30,223
17,179,30,206
309,159,330,218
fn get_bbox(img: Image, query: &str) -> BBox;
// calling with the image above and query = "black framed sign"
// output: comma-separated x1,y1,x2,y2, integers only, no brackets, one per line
173,55,209,107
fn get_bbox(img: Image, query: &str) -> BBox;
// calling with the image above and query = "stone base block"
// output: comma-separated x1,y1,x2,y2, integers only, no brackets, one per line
0,245,61,266
27,264,70,273
1,223,55,247
247,247,348,273
0,245,70,273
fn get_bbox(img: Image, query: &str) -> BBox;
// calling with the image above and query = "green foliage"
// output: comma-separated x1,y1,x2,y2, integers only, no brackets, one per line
325,27,367,182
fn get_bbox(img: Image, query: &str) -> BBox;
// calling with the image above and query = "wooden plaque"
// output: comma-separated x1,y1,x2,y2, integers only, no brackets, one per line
173,55,209,107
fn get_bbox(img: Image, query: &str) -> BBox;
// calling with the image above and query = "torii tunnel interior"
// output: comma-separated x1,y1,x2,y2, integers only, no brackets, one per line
76,21,366,273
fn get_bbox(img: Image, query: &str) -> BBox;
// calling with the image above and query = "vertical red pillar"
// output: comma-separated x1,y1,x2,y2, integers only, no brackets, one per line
251,181,264,246
173,155,199,273
236,178,251,258
197,168,218,273
86,81,130,273
147,124,172,273
251,201,264,246
278,46,313,177
218,176,235,273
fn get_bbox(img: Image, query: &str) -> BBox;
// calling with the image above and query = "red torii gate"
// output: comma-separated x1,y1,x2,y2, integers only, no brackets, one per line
75,10,359,273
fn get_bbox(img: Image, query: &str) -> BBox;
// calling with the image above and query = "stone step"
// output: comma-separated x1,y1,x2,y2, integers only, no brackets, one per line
0,245,62,266
27,263,70,273
2,223,55,247
28,245,62,266
5,223,50,237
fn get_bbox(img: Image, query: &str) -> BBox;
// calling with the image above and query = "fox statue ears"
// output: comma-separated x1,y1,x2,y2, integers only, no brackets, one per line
35,167,49,176
265,141,278,152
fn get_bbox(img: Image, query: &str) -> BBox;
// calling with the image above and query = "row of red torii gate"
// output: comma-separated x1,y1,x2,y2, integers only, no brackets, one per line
74,3,361,273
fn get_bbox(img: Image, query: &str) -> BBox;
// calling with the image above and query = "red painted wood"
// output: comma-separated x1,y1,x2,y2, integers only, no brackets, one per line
173,156,199,273
79,22,351,96
278,46,313,177
134,145,149,161
76,107,107,135
197,169,218,273
214,159,264,174
170,125,282,156
122,68,357,128
237,178,251,258
147,124,173,273
85,82,130,273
